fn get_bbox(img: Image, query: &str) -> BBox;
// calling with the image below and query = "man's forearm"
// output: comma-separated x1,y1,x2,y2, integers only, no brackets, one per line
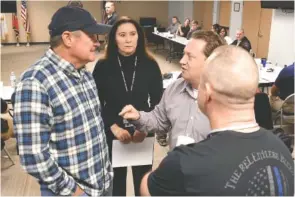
132,109,169,135
271,85,279,96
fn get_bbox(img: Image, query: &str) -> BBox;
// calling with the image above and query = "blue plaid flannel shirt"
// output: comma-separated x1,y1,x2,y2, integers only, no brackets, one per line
13,49,113,196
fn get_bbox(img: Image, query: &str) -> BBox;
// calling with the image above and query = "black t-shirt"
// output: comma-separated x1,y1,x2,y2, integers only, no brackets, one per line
274,64,294,100
180,26,190,38
148,129,294,196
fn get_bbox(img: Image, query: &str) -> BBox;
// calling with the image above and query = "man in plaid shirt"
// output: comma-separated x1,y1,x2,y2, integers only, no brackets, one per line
13,7,112,196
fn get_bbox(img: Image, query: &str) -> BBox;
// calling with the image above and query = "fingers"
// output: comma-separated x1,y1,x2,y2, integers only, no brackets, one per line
119,130,132,144
118,105,133,116
132,130,146,143
119,105,140,120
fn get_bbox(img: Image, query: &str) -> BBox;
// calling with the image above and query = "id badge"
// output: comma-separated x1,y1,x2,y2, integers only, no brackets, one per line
176,135,195,147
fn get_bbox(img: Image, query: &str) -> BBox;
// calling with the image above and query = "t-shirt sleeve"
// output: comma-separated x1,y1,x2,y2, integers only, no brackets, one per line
274,68,287,89
148,150,185,196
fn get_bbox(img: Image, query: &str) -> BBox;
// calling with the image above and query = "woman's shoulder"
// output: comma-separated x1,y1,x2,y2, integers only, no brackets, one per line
93,58,112,75
141,55,160,68
95,58,108,67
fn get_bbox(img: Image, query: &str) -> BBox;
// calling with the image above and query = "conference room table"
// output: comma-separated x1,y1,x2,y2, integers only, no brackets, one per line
0,61,283,101
153,32,188,62
163,61,283,90
0,82,14,102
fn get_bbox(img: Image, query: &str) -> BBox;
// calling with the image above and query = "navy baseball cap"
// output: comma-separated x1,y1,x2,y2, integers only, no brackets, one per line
48,6,111,37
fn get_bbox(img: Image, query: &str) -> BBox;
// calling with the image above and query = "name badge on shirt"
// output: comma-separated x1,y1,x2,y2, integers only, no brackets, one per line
176,135,195,147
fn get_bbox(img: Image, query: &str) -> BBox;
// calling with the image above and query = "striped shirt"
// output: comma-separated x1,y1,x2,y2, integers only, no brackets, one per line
13,49,113,196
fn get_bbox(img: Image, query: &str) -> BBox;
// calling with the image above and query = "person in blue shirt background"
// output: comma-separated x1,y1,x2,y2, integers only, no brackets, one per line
269,62,294,114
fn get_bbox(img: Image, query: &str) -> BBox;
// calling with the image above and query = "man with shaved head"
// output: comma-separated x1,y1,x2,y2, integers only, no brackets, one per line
139,46,294,196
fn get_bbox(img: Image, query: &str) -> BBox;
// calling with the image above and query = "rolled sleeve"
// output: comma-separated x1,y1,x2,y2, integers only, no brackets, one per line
132,90,170,134
14,79,76,195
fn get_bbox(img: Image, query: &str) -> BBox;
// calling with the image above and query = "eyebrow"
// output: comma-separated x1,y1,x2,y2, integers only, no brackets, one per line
118,31,137,34
185,51,195,57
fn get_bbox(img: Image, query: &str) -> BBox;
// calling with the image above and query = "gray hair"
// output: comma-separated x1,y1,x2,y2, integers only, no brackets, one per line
49,31,81,49
237,28,244,33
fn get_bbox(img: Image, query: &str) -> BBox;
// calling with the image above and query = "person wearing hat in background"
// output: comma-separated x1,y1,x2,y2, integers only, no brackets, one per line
13,6,112,196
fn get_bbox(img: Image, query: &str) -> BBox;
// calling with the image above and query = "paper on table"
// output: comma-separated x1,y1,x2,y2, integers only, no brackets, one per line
163,71,181,89
112,137,155,168
0,83,14,101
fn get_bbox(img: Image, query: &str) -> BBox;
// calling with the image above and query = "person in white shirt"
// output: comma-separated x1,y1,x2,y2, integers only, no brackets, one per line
219,27,232,45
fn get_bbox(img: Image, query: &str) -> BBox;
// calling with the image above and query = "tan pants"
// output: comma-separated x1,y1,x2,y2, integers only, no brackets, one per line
270,96,294,125
269,96,294,114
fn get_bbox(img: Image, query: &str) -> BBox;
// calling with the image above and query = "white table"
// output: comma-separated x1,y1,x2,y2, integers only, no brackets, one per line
163,63,283,89
0,82,14,101
259,66,282,84
153,32,189,46
153,32,188,63
163,71,181,89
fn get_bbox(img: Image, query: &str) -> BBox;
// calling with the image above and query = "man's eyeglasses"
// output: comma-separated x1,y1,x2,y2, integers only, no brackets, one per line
83,31,99,43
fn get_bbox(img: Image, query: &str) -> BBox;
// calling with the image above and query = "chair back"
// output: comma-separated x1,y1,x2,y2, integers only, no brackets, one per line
280,93,294,126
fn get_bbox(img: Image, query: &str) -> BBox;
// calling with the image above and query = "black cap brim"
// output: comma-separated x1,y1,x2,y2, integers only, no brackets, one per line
83,23,112,35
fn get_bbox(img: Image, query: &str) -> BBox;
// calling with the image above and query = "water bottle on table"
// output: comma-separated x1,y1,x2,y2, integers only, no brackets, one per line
10,72,16,88
261,58,267,68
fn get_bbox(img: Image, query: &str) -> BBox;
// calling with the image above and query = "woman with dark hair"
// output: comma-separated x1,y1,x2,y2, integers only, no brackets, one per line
211,23,220,33
219,27,232,45
92,17,163,196
177,18,190,37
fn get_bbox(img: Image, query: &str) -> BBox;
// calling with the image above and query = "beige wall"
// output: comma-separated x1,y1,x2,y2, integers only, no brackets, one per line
115,1,169,27
219,1,231,27
193,1,213,31
3,1,102,43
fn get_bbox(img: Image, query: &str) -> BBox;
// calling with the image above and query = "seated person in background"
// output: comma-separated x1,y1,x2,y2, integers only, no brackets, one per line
186,20,201,39
176,18,190,38
211,23,220,33
140,46,294,196
167,16,180,34
270,62,294,114
219,27,233,45
231,28,251,52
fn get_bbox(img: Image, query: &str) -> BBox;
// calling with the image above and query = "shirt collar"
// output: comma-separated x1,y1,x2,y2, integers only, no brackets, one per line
108,12,116,19
45,48,85,79
180,80,198,99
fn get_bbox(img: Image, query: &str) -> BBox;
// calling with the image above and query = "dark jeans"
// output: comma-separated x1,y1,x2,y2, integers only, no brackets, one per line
113,165,152,196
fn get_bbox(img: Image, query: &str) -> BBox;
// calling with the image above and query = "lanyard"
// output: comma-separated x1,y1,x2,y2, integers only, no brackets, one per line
117,56,138,93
